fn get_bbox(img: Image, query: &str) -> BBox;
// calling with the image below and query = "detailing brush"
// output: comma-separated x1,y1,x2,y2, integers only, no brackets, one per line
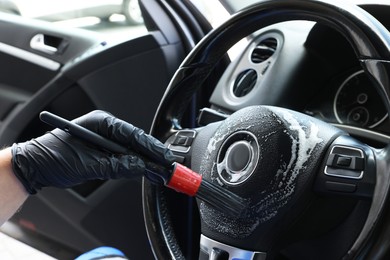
39,111,249,217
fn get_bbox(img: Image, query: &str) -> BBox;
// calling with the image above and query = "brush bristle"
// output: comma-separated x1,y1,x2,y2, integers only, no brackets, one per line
197,180,249,217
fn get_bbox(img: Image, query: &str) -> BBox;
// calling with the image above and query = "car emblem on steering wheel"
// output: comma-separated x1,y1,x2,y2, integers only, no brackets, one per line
217,131,260,185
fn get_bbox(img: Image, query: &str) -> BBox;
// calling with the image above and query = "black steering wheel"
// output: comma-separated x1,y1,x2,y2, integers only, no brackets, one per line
143,0,390,259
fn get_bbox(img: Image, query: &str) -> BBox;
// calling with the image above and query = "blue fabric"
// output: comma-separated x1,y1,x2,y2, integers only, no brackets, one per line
75,246,126,260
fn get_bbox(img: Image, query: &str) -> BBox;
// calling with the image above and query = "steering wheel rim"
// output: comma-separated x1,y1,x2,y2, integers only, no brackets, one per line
143,0,390,259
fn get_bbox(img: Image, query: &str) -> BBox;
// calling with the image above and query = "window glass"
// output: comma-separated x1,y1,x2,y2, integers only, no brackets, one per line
190,0,231,28
190,0,247,60
0,0,147,43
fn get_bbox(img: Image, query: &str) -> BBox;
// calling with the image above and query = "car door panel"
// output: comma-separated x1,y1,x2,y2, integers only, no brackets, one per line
0,2,187,259
0,12,103,139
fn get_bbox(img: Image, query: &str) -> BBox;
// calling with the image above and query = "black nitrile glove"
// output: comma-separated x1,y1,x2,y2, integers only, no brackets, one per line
11,110,176,194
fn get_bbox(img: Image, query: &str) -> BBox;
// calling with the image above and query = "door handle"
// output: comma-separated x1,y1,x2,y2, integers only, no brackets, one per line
30,33,58,54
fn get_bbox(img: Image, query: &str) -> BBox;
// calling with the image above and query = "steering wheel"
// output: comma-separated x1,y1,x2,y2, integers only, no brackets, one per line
143,0,390,259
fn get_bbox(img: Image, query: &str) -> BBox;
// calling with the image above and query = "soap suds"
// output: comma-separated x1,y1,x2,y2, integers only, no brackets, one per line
251,110,323,224
198,107,324,238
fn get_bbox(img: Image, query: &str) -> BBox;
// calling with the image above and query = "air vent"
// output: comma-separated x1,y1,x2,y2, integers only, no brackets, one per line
233,69,257,97
251,37,277,63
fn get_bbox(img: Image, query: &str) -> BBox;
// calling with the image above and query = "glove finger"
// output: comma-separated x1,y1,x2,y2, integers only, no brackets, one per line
73,110,175,167
102,153,146,179
72,110,113,134
98,116,175,166
125,129,175,167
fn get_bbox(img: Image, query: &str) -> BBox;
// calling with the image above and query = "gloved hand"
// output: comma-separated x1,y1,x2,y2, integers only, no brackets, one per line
11,110,176,194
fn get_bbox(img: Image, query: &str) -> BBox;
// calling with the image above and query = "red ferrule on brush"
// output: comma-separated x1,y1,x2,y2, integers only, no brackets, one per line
167,163,202,196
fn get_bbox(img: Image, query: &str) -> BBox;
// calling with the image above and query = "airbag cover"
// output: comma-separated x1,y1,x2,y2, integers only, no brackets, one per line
196,105,343,250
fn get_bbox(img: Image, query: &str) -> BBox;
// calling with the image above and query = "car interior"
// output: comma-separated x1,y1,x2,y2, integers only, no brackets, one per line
1,0,390,259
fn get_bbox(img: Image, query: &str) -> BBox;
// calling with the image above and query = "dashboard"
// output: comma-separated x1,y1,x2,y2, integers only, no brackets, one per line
208,3,390,148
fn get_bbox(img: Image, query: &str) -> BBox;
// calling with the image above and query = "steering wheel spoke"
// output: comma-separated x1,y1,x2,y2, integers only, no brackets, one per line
314,135,376,199
199,234,266,260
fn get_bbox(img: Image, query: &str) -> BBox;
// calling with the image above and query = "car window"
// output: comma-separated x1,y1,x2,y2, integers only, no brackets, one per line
190,0,230,28
0,0,147,44
190,0,247,60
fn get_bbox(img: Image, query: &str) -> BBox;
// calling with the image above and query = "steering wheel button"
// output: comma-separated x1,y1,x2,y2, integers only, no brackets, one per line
325,181,357,193
173,136,194,147
167,130,197,153
174,136,189,145
336,156,352,167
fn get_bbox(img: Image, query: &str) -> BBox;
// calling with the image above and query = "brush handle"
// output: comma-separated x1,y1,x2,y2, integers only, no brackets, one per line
167,163,202,196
